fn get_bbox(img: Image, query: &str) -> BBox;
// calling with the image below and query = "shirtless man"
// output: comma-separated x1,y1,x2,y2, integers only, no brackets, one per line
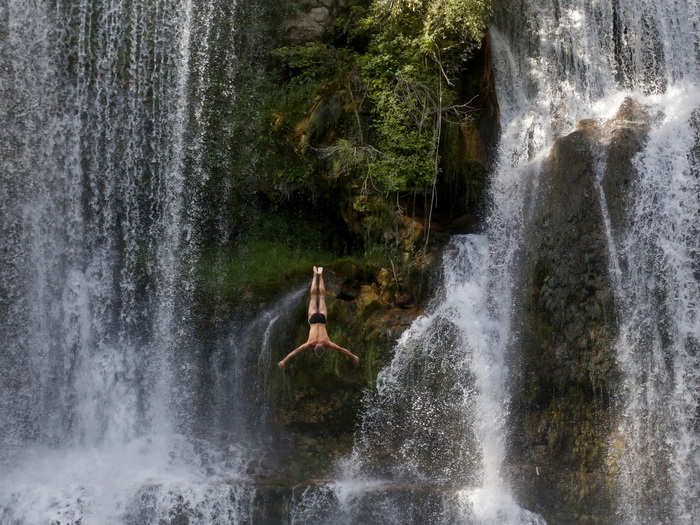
278,266,359,367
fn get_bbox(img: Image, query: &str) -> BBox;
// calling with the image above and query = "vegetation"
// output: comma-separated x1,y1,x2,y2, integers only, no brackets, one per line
265,0,491,249
197,212,334,299
195,0,492,299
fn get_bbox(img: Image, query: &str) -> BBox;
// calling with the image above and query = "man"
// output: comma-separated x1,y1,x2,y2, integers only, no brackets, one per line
278,266,359,367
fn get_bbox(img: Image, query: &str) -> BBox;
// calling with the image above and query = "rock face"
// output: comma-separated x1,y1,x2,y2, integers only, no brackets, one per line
436,34,501,233
508,98,654,524
283,1,346,43
267,261,430,483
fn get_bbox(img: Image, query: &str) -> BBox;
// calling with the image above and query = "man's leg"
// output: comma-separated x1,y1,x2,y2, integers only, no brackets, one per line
308,267,319,319
317,267,327,318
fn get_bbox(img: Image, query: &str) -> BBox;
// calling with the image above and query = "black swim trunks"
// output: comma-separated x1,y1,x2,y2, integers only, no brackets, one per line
308,313,327,325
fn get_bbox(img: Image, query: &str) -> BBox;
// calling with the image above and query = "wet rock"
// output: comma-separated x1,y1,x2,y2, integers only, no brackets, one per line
602,98,657,235
399,215,425,251
267,263,427,483
337,279,359,300
509,98,653,524
357,284,381,313
376,267,393,289
433,33,498,229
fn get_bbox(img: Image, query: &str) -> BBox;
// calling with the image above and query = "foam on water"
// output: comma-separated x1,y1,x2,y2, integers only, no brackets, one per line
0,435,255,524
455,486,545,525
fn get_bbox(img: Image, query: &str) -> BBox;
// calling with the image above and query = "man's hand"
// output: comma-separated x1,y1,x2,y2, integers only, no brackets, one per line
278,361,285,368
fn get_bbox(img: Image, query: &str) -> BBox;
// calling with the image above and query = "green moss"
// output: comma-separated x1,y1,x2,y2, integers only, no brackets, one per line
203,240,332,294
196,210,334,299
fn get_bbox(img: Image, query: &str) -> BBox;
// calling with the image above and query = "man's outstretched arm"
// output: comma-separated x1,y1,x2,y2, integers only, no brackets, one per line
325,341,359,364
278,342,312,367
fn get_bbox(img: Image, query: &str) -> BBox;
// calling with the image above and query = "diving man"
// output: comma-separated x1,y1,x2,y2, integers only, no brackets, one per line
278,267,359,367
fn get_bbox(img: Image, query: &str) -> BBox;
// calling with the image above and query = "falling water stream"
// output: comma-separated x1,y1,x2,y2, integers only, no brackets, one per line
0,1,261,523
612,91,700,524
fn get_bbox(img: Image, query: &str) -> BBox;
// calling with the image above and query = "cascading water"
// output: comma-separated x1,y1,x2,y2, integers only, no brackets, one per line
0,1,269,522
291,0,698,523
612,93,700,523
0,0,202,450
491,0,699,522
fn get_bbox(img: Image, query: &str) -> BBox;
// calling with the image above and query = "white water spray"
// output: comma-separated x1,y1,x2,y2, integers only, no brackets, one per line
0,1,254,522
612,87,700,524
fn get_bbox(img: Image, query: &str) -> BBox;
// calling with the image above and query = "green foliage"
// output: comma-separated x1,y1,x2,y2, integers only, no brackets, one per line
257,0,491,256
354,0,491,197
374,0,489,57
272,43,355,80
357,36,436,191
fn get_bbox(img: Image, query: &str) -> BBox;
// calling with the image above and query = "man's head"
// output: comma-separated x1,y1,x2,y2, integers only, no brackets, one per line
313,343,325,356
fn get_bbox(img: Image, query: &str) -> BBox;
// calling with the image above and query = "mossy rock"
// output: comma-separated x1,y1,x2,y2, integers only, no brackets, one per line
264,263,427,482
509,99,652,524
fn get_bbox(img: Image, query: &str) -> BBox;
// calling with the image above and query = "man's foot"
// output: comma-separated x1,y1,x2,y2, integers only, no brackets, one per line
317,266,323,275
313,266,318,274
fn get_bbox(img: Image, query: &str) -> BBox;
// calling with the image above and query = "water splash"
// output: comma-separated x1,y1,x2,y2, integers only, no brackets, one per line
0,435,255,524
289,236,544,523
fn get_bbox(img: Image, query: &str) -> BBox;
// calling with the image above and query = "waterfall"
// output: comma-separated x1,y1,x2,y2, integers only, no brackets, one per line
289,0,699,523
0,1,262,523
1,0,698,523
492,0,699,522
613,92,700,523
0,0,200,451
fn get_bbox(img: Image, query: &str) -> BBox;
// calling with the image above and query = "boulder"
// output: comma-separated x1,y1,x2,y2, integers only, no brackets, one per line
602,98,658,235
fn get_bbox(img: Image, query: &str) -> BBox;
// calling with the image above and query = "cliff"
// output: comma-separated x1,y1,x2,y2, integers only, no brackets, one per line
508,98,655,524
